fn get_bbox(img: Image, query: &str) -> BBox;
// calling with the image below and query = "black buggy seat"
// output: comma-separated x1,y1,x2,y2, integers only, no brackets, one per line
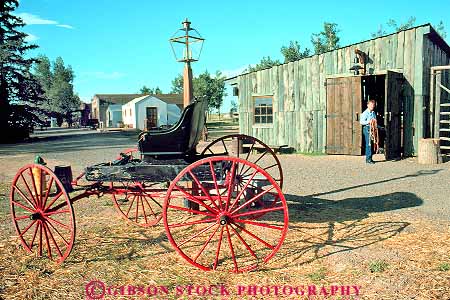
138,98,207,158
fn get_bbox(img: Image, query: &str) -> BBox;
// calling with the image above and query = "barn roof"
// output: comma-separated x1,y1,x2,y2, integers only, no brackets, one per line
226,23,450,81
93,93,182,105
93,94,145,104
123,94,183,106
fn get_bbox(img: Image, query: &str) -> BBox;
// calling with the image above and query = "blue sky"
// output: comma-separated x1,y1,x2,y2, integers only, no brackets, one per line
15,0,450,112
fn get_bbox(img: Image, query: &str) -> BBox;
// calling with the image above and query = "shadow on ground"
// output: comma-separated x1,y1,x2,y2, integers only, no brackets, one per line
271,170,441,268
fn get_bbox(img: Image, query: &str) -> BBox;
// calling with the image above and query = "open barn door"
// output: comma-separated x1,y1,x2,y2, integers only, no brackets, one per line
384,71,403,159
326,76,363,155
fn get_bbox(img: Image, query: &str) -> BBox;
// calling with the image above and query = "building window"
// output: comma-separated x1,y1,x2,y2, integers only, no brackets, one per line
254,96,273,124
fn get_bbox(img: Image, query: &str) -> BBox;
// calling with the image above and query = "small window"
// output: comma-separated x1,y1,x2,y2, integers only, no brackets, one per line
254,96,273,124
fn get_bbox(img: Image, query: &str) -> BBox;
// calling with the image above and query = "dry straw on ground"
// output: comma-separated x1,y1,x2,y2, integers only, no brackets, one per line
0,183,449,300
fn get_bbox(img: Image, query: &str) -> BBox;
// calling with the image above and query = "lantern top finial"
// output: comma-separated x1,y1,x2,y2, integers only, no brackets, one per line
182,18,191,30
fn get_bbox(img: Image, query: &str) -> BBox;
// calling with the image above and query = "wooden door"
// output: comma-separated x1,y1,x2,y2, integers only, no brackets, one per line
384,71,403,159
146,107,158,129
326,76,363,155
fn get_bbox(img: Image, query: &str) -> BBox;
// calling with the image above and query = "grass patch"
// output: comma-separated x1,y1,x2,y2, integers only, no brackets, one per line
307,267,327,283
369,260,389,273
438,262,450,271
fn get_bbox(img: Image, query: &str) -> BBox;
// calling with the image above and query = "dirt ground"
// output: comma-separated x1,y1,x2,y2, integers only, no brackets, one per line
0,131,449,300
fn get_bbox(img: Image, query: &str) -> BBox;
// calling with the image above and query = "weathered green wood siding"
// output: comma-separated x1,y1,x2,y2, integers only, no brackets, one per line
422,30,450,137
236,24,450,155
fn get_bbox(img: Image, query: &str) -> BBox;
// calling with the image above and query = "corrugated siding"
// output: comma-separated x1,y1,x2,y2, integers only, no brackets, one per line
237,24,450,155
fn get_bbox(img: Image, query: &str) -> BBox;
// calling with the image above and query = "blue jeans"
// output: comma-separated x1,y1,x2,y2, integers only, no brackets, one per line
363,126,372,162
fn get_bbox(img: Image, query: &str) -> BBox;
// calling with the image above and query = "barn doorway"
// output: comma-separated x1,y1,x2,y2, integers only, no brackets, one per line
326,71,403,159
362,75,387,151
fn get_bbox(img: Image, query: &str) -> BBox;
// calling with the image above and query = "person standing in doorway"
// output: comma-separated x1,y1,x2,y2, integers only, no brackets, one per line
360,99,377,164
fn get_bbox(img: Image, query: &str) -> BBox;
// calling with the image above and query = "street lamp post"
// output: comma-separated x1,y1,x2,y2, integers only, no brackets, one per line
169,18,205,108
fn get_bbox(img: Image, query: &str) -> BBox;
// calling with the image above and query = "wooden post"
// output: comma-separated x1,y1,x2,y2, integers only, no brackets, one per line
232,137,244,155
434,72,442,139
183,62,193,108
54,166,74,192
430,70,435,138
418,138,442,164
183,181,199,211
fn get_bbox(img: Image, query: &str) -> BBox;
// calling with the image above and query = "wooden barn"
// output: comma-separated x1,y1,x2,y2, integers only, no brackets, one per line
227,24,450,157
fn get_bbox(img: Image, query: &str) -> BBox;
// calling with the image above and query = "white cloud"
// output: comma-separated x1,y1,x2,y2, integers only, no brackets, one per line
56,24,74,29
24,33,39,42
81,71,126,80
15,12,73,29
16,13,57,25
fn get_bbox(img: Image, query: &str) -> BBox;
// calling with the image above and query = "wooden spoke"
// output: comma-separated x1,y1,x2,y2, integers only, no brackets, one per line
163,156,288,272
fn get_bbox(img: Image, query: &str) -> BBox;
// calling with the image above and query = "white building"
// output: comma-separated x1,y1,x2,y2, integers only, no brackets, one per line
106,104,123,127
121,94,183,130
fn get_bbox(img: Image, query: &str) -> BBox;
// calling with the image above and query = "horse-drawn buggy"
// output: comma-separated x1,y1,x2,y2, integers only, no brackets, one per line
9,98,289,272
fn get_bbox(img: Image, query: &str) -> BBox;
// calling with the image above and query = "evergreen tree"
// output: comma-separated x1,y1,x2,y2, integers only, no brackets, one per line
0,0,44,141
48,57,79,126
34,55,80,126
34,55,52,93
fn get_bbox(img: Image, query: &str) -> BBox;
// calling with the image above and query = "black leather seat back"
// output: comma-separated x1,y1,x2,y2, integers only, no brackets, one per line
187,99,207,151
138,99,206,156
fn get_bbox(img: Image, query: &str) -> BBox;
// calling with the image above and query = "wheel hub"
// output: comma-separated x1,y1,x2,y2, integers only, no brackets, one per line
30,212,42,220
219,215,228,226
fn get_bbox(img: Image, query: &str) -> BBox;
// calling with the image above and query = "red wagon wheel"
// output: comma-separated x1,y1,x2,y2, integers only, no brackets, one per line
163,156,289,272
110,181,163,227
201,134,284,189
10,164,75,263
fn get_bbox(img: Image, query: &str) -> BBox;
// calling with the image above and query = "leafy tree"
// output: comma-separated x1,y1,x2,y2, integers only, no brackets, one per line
193,71,227,115
311,22,340,54
246,56,281,73
388,17,416,31
281,40,310,62
372,17,416,38
139,85,153,94
435,21,447,39
0,0,45,141
230,100,237,116
373,18,446,40
170,73,183,94
371,25,387,38
170,71,227,115
154,86,162,94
